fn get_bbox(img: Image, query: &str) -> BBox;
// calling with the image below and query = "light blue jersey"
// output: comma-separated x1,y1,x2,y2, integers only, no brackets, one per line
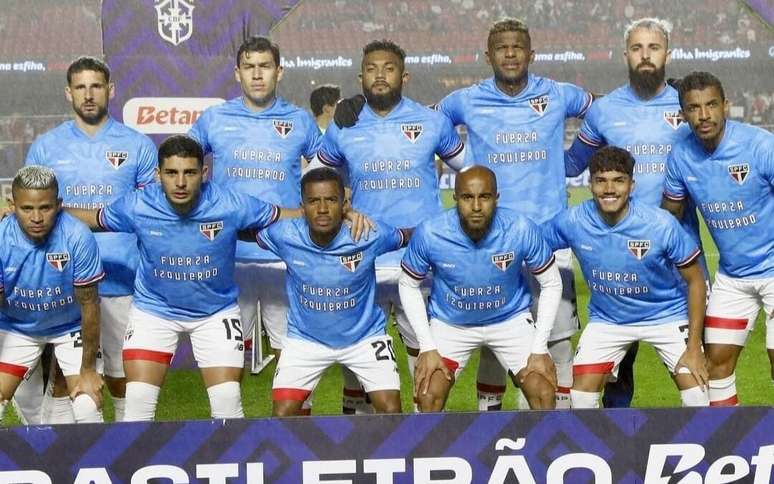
401,208,554,326
544,200,701,325
664,120,774,279
189,96,321,262
97,183,279,320
26,118,157,296
0,212,104,337
257,219,406,348
437,75,592,223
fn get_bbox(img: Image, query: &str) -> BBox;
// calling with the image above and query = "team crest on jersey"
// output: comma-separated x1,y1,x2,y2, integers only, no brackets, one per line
340,252,363,272
46,252,70,272
273,120,294,139
728,163,750,185
528,96,549,115
401,124,423,143
491,252,515,271
199,221,223,241
154,0,194,46
627,240,651,260
663,111,684,130
105,151,128,169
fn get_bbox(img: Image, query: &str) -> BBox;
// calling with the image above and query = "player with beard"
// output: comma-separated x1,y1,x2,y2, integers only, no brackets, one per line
563,18,708,408
22,56,157,423
316,40,466,413
399,166,561,412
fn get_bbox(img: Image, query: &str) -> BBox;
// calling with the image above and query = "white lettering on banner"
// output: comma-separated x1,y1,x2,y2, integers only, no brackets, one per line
670,47,751,61
123,97,224,134
73,468,112,483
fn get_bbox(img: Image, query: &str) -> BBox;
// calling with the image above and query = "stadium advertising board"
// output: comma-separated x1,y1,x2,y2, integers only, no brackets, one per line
0,408,771,483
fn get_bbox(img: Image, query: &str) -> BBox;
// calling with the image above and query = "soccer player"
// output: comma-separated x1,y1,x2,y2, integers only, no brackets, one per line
0,166,104,423
188,36,321,380
399,166,561,411
563,18,707,408
434,18,593,409
544,146,709,408
662,72,774,406
23,56,157,423
310,84,341,133
316,39,465,413
261,168,406,416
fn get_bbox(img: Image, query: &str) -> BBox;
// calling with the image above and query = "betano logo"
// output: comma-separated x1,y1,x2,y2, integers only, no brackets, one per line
123,97,224,134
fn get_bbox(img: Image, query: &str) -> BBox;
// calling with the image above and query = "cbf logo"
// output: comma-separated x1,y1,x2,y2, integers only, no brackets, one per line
46,252,70,272
401,124,423,143
155,0,195,46
105,150,128,169
273,120,294,139
491,252,515,271
528,96,549,115
340,252,363,272
627,240,651,260
728,163,750,185
199,221,223,241
663,111,684,130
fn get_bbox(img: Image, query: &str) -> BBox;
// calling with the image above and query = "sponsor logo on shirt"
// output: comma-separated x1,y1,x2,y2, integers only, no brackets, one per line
199,221,223,241
105,150,128,169
46,252,70,272
627,240,651,260
441,262,456,268
491,251,515,271
528,96,549,115
155,0,194,46
273,120,294,139
663,111,684,130
340,251,363,272
400,124,423,143
728,163,750,185
580,244,593,251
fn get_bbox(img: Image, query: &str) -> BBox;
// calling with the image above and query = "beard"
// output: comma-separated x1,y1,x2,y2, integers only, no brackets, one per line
459,214,493,242
629,63,666,99
73,103,108,125
363,85,402,112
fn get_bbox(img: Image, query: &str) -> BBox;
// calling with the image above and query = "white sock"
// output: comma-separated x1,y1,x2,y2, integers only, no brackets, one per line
124,382,160,421
517,391,530,410
550,339,574,409
11,365,44,425
570,389,600,409
112,397,126,422
0,400,7,420
680,386,710,407
300,392,314,416
43,396,75,424
72,394,103,423
207,381,243,419
477,348,507,411
709,374,738,406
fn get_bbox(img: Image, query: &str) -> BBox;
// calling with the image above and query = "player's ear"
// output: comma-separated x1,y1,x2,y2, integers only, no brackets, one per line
401,71,410,84
108,82,116,100
723,98,730,116
665,48,672,66
202,164,209,179
276,65,284,82
65,85,73,102
154,166,161,182
234,65,241,83
528,49,535,65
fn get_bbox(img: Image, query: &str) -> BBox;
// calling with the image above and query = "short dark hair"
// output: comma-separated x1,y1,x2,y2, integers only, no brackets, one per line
589,146,634,177
158,135,204,168
237,36,280,67
309,85,341,116
678,71,725,109
488,18,531,47
301,168,344,199
362,40,406,69
67,56,110,84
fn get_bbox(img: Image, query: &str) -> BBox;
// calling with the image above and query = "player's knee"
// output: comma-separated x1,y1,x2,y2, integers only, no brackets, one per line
207,381,243,419
416,391,444,413
272,400,301,417
520,374,555,410
705,350,737,378
72,394,104,423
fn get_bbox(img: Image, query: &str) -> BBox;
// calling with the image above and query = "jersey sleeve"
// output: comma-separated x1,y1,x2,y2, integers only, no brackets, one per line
135,135,158,188
400,224,431,280
187,110,212,155
375,222,408,256
255,222,282,256
301,113,323,160
664,216,701,268
317,123,345,167
436,89,466,125
234,193,280,231
70,226,105,287
541,211,571,251
754,131,774,188
521,219,556,274
663,151,688,201
24,137,47,165
97,191,138,233
435,114,465,161
559,82,593,119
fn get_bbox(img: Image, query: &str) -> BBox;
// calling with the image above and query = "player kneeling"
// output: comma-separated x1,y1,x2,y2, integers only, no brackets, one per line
260,168,408,416
399,166,561,411
544,146,709,408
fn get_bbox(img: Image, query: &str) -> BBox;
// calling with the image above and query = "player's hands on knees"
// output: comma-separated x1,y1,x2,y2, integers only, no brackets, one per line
522,353,558,390
414,350,451,396
343,207,375,241
334,94,366,129
676,344,709,391
72,368,104,408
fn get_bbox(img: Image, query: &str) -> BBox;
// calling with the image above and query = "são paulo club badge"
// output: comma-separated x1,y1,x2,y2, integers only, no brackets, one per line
627,240,651,260
528,96,549,115
199,221,223,241
46,252,70,272
728,163,750,185
105,150,128,169
273,120,294,139
401,124,423,143
340,252,363,272
663,111,684,130
491,252,515,271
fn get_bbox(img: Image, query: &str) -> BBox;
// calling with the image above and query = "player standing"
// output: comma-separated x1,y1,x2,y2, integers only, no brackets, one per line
544,147,709,408
662,72,774,405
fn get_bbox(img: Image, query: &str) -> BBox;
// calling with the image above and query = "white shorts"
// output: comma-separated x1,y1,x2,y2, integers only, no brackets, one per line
704,272,774,348
235,261,288,350
272,335,400,400
123,305,244,369
376,266,431,350
100,295,132,378
573,321,690,378
432,313,535,377
0,329,103,380
523,248,579,342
